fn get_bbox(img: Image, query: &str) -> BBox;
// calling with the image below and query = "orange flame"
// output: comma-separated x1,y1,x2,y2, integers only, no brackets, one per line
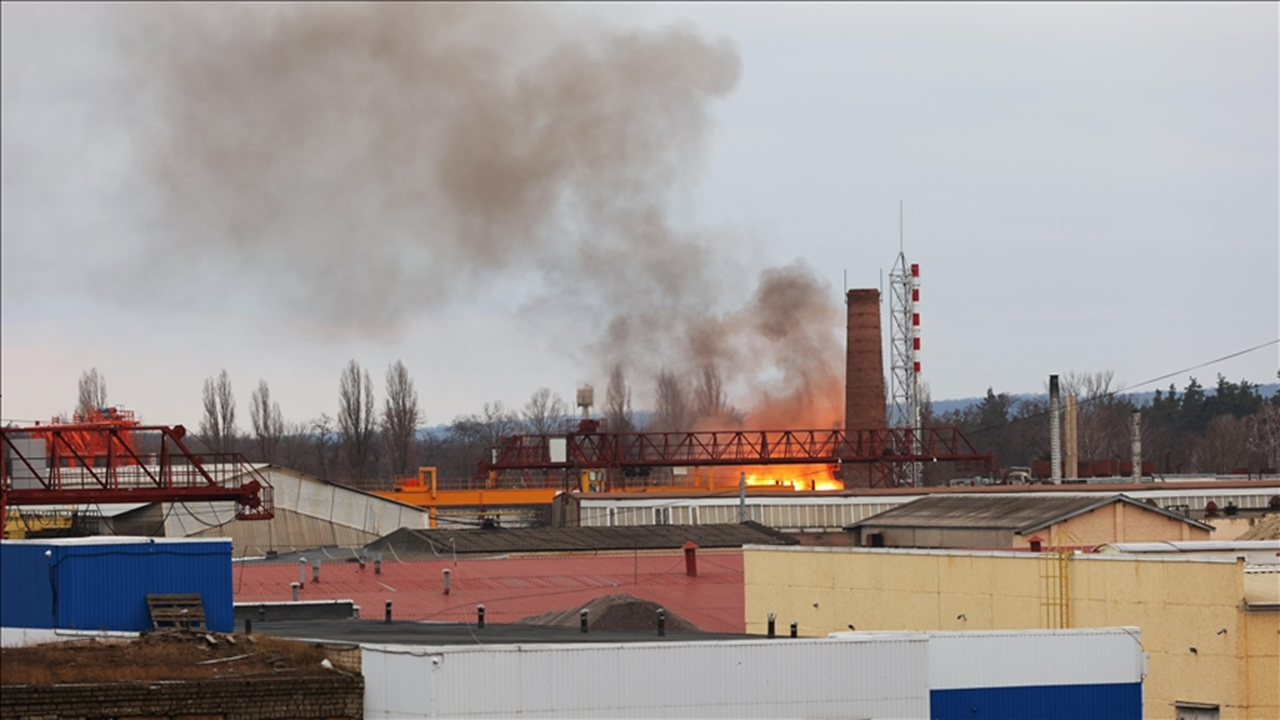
717,464,844,492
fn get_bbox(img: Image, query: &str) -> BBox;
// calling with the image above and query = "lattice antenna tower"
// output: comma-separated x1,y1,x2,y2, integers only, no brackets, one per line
888,202,922,485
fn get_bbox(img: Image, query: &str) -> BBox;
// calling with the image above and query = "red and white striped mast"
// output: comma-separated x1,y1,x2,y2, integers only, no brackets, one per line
888,203,923,485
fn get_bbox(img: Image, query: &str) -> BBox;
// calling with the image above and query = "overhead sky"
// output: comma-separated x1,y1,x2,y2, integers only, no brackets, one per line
2,3,1276,429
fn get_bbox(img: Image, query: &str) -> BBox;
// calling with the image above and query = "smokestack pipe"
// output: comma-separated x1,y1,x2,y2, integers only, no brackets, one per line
1064,395,1078,480
739,472,746,523
1131,411,1142,482
845,289,888,435
1049,375,1061,484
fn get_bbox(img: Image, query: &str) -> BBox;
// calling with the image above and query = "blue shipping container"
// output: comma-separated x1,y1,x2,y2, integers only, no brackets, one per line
1,537,233,632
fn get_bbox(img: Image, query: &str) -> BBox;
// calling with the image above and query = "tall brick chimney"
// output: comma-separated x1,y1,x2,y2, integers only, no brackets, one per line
845,289,887,433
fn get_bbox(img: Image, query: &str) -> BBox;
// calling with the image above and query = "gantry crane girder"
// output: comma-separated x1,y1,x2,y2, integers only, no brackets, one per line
1,420,273,533
479,426,995,487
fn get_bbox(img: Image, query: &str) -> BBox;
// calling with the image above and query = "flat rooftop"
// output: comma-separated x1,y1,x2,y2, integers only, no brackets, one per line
254,619,753,646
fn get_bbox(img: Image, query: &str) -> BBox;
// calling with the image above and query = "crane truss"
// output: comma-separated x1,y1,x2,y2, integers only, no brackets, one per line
480,426,994,489
2,421,274,531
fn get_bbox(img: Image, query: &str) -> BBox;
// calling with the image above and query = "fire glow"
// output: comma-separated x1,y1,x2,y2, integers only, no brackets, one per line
732,465,843,492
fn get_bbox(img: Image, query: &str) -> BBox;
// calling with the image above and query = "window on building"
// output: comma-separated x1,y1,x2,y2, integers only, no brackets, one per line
1175,702,1220,720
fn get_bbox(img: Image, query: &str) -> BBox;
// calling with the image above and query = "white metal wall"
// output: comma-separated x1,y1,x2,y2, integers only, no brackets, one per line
578,485,1278,530
923,627,1145,690
362,637,931,719
164,467,433,555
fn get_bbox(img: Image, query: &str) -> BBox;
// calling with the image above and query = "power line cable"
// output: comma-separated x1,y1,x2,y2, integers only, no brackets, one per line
963,339,1279,438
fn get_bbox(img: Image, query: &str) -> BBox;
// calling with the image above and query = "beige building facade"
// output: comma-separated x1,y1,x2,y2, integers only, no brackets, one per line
744,546,1279,719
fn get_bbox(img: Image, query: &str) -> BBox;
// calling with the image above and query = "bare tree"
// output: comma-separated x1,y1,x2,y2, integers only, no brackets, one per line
1247,403,1280,470
1059,370,1130,461
278,420,312,473
200,370,237,453
309,414,339,480
605,363,635,433
1198,414,1248,473
382,360,420,478
522,388,567,435
452,401,519,450
338,360,377,481
692,363,729,423
249,379,285,463
444,401,519,478
652,370,690,432
76,368,108,417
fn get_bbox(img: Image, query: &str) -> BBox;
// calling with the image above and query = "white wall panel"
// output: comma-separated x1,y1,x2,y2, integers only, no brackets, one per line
363,637,930,719
925,627,1145,690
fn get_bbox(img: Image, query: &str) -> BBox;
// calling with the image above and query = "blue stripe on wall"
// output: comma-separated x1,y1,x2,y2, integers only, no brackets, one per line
930,682,1142,720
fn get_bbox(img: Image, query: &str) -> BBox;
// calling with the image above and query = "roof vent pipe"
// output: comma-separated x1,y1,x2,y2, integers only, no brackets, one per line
290,582,299,602
580,609,589,633
1131,411,1142,483
443,568,451,595
767,611,776,638
683,542,699,577
739,472,747,523
1049,375,1062,484
298,558,307,588
312,559,321,584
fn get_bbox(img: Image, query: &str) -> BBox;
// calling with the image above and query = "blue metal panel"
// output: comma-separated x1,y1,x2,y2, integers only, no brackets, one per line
930,682,1142,720
2,540,233,632
0,543,57,628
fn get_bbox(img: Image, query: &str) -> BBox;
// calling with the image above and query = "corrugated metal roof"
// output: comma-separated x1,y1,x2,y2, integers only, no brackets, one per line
233,551,746,633
364,521,795,558
848,494,1214,533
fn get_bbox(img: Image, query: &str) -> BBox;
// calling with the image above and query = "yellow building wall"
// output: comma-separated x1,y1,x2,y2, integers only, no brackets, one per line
744,547,1277,719
1010,501,1211,549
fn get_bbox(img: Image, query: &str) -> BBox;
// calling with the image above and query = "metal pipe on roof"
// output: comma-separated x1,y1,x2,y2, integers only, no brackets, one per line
1049,376,1062,484
1131,411,1142,483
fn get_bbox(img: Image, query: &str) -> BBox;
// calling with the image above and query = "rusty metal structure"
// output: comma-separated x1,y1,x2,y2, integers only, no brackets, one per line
1,408,273,533
478,425,994,488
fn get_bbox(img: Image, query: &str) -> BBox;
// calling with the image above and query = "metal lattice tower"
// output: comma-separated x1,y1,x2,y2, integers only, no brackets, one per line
888,207,922,485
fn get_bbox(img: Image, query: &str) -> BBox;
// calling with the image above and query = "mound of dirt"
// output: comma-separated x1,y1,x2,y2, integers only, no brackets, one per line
516,593,701,632
1237,513,1280,541
1,632,351,685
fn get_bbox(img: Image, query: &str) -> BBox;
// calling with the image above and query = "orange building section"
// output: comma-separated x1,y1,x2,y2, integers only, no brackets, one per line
1011,499,1212,548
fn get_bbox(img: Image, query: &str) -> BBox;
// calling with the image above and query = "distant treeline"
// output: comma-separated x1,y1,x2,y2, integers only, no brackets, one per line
931,374,1280,478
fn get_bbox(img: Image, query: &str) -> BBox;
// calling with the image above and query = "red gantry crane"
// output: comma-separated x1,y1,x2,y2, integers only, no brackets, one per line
1,407,273,535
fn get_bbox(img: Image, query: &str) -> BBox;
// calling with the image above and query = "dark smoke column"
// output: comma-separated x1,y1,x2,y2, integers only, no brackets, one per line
844,289,888,433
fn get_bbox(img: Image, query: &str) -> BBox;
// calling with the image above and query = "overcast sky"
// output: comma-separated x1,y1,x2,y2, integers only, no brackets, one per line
2,3,1276,429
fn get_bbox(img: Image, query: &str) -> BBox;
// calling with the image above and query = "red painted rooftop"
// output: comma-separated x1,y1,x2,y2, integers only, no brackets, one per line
234,551,745,633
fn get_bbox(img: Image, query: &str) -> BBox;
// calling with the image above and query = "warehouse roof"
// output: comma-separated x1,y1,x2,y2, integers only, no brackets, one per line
362,521,796,559
847,494,1215,535
233,551,746,633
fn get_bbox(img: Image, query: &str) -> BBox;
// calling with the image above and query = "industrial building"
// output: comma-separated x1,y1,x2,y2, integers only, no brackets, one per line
358,627,1146,719
558,480,1280,533
743,544,1280,719
846,493,1215,548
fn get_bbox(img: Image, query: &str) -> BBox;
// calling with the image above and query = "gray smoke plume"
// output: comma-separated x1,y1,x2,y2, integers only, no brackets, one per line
112,4,842,426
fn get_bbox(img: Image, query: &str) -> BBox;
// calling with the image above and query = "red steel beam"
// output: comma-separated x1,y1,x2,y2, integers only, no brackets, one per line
2,422,274,528
481,427,995,475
